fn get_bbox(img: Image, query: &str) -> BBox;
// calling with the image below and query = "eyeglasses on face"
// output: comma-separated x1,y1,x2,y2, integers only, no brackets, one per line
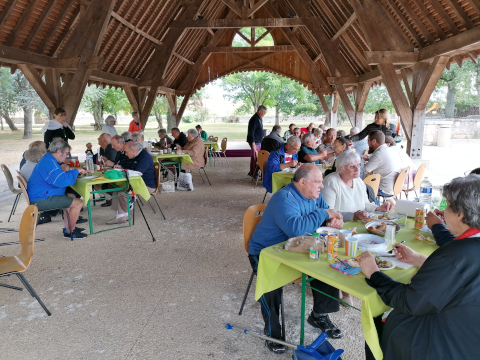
347,164,361,170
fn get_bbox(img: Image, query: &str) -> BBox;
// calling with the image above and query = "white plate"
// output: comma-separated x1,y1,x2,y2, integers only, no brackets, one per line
150,152,161,155
365,221,400,235
354,233,386,251
377,259,396,271
368,211,405,222
315,226,340,235
80,175,98,179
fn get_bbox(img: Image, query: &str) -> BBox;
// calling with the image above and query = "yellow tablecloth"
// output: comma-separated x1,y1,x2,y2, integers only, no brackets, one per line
150,153,193,164
70,172,151,206
204,141,220,152
255,219,438,360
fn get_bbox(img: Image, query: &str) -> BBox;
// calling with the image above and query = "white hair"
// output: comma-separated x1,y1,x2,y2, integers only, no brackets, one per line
131,132,144,142
105,115,116,125
125,141,143,151
286,136,301,147
350,127,360,135
187,128,199,138
335,151,360,172
302,133,315,145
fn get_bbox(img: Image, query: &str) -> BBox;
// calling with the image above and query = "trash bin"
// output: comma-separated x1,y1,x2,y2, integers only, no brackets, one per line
437,126,451,147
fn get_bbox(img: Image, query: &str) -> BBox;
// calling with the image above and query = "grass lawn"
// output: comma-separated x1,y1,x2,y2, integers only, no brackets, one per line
0,120,355,166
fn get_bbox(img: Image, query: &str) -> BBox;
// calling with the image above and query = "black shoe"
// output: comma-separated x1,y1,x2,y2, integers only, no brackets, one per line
101,200,112,207
64,227,86,233
37,213,51,225
264,339,286,354
307,313,343,339
77,216,88,224
63,228,88,239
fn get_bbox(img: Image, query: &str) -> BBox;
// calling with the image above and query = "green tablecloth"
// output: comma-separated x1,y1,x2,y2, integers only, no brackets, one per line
272,166,327,193
255,219,438,360
70,172,151,206
150,153,193,164
204,141,220,152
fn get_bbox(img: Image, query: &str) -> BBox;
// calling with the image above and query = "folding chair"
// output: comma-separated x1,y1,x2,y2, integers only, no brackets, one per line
378,167,409,203
1,165,22,222
403,163,427,198
196,147,212,185
218,137,229,166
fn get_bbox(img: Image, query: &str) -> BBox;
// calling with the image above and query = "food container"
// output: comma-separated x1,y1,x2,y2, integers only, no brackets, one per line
327,233,338,260
414,208,425,229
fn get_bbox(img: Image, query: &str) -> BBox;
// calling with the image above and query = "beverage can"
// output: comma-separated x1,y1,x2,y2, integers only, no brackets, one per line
414,208,425,229
75,160,80,167
70,161,74,167
327,233,338,261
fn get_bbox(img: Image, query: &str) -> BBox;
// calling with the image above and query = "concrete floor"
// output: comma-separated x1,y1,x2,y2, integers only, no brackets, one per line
0,157,366,360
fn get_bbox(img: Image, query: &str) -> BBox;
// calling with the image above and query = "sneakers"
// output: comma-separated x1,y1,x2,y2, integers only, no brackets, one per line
77,216,88,224
37,213,51,225
63,227,86,233
307,313,344,339
63,228,88,239
265,339,286,354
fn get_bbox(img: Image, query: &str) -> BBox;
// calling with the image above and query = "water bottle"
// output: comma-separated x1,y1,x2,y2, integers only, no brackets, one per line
86,153,94,172
419,177,433,207
309,232,320,261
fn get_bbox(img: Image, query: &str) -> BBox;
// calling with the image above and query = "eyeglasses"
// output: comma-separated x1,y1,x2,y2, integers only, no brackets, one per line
347,164,361,170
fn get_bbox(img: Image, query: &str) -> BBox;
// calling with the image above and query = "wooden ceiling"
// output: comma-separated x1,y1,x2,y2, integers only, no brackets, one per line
1,0,480,125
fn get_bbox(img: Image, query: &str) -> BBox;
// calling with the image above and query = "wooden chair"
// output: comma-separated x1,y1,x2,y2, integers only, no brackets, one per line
17,175,74,241
363,174,381,197
1,164,22,222
239,204,267,316
196,147,212,185
255,150,270,187
0,205,51,315
403,163,427,198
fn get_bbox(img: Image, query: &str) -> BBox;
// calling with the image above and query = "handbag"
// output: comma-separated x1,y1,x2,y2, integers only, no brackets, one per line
160,180,175,193
177,172,194,191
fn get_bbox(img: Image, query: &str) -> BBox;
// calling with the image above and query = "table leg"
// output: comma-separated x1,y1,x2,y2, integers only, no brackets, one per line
87,199,94,234
300,273,306,346
126,190,131,226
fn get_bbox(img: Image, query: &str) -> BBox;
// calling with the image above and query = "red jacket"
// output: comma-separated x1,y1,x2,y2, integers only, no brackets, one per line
128,120,141,133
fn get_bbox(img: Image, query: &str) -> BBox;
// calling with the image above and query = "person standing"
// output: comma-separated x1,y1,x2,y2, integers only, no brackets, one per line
42,107,75,149
348,109,393,142
247,105,266,177
102,115,118,136
128,111,142,133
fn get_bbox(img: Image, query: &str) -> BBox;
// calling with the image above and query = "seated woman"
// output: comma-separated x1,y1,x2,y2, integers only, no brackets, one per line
359,174,480,360
298,133,328,164
321,151,391,221
20,146,47,181
324,137,365,179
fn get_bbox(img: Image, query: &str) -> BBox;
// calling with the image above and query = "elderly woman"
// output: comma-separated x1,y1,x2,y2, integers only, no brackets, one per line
20,147,47,181
298,133,328,164
359,174,480,360
349,108,393,142
324,137,366,179
321,151,390,221
176,129,205,171
101,115,118,137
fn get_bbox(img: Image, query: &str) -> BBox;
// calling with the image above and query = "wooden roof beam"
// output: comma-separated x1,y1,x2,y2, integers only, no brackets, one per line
247,0,269,18
172,51,194,65
233,29,252,45
0,44,79,69
17,63,56,112
365,51,419,65
255,27,274,44
331,13,356,42
38,0,77,54
111,11,162,45
5,0,42,47
418,27,480,61
22,0,57,51
336,85,356,126
168,18,303,29
327,76,359,85
0,0,19,31
219,0,242,17
202,45,299,53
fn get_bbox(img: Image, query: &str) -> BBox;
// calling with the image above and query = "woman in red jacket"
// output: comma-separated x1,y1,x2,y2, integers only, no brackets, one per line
128,111,142,133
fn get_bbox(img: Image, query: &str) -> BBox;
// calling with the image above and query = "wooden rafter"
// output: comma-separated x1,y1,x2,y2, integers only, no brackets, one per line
168,18,304,29
0,44,79,69
202,45,299,53
247,0,269,18
331,13,356,42
365,51,419,65
233,29,252,45
21,0,57,51
255,27,274,44
336,84,356,126
5,0,43,47
17,64,56,111
0,0,19,30
38,0,76,54
219,0,242,17
111,11,162,45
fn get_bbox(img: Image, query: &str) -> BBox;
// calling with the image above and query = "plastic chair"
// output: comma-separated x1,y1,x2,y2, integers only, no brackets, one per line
1,164,22,222
17,175,74,241
363,174,381,197
196,147,211,185
378,167,409,202
0,205,51,315
403,163,427,198
239,204,267,316
218,137,229,166
255,150,270,187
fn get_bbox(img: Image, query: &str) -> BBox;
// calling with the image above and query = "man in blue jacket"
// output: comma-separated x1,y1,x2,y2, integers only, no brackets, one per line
28,139,90,239
247,105,266,177
249,164,344,353
109,141,155,224
263,136,301,193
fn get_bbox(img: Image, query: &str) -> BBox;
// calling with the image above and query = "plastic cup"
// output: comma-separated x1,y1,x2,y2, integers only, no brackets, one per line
345,237,359,257
168,148,172,154
339,230,352,248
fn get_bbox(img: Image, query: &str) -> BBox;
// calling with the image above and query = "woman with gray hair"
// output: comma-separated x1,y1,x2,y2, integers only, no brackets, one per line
321,151,391,220
20,147,47,181
101,115,118,137
358,174,480,360
175,128,205,171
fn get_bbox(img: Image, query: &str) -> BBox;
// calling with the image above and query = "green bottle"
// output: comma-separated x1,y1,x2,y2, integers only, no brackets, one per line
439,197,447,210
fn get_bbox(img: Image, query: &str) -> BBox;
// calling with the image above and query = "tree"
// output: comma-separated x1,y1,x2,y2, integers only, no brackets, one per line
81,85,105,130
0,68,18,131
363,85,396,115
102,87,130,118
232,27,274,47
152,96,168,129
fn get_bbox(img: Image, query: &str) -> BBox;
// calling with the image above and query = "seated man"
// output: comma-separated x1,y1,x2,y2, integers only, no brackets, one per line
261,125,284,153
27,139,90,239
298,133,328,164
317,128,337,162
263,136,301,193
20,147,46,181
109,141,156,224
249,164,344,353
171,127,188,148
86,133,117,166
154,128,173,150
121,131,132,141
364,130,402,200
176,129,205,172
111,134,133,169
350,127,368,155
195,125,208,141
293,127,302,138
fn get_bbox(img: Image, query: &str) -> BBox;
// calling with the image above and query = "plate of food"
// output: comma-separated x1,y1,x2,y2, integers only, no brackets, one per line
354,233,386,251
78,174,98,179
365,221,400,235
414,233,436,244
315,226,340,236
367,211,405,222
375,256,396,271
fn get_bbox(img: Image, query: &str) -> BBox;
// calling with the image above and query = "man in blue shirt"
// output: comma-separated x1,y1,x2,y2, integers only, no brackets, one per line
263,136,301,193
28,139,90,239
249,164,345,353
109,141,155,224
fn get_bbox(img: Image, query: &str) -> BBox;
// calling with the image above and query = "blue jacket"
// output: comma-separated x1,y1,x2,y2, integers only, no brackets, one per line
127,149,156,189
263,143,298,193
248,183,330,255
246,113,264,144
27,152,79,202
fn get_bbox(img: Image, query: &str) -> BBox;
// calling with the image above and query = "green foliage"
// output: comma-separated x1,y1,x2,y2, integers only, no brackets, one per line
102,86,131,116
363,85,396,114
232,27,274,47
182,115,194,123
0,68,16,114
